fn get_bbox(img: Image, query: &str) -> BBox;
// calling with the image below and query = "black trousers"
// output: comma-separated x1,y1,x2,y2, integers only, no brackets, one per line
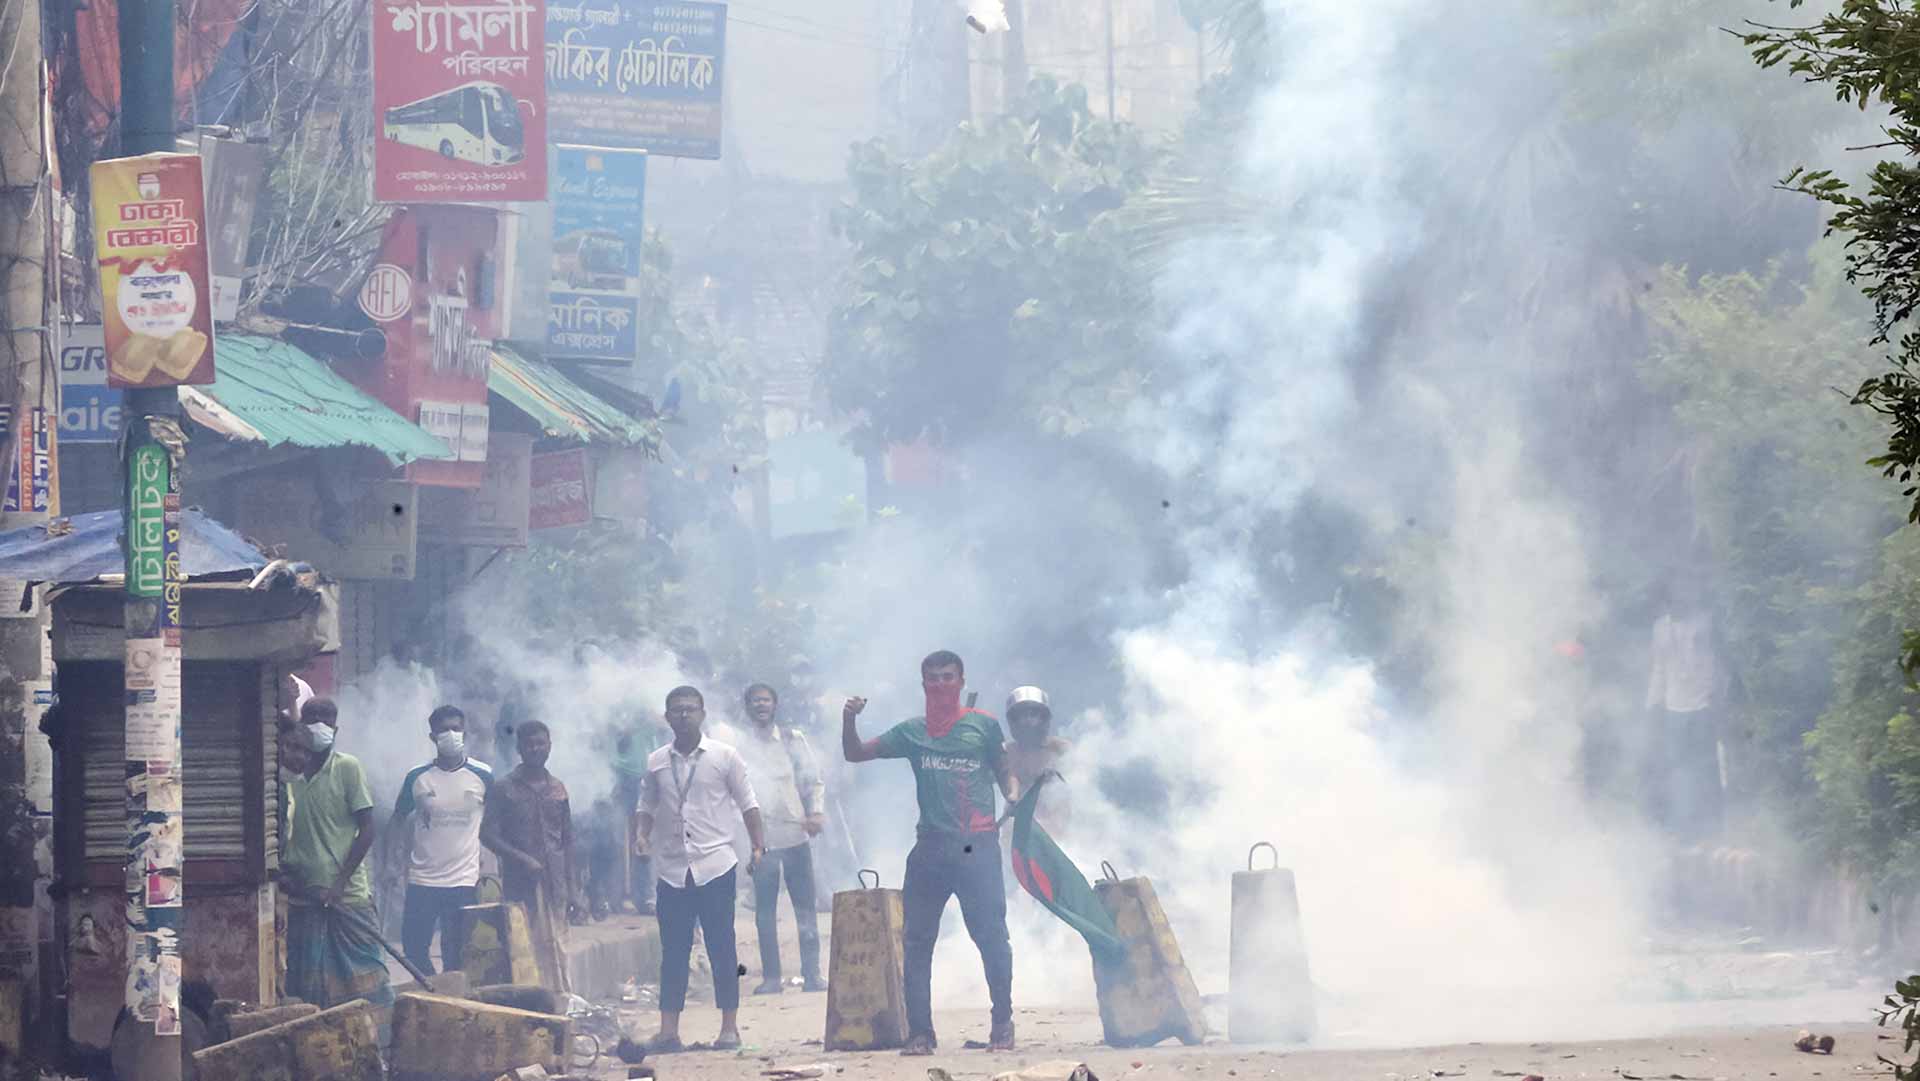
657,866,740,1012
903,832,1012,1038
400,883,477,976
750,843,821,983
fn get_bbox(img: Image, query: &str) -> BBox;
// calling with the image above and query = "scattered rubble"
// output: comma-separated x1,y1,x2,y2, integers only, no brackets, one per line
991,1061,1101,1081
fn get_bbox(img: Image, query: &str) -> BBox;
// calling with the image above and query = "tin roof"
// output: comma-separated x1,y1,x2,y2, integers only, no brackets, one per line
488,344,657,447
180,334,454,464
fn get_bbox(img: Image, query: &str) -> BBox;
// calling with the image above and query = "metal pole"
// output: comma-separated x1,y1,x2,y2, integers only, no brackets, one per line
1104,0,1116,122
118,2,187,1078
0,0,51,1055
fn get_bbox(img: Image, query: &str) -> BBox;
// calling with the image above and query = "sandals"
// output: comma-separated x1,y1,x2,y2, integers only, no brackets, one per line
901,1033,937,1056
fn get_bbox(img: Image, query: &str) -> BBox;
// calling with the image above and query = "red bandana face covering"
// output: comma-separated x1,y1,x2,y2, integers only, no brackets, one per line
924,680,964,739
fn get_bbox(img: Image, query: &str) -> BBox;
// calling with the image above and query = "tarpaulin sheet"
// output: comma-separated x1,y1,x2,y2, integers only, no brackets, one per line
0,508,265,584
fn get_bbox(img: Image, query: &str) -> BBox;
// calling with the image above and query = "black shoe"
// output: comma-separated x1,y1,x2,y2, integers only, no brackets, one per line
988,1020,1015,1051
752,979,783,995
901,1032,937,1056
801,976,828,993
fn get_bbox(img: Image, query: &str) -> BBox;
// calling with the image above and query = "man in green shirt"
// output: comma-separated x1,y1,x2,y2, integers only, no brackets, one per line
282,697,393,1009
843,650,1017,1055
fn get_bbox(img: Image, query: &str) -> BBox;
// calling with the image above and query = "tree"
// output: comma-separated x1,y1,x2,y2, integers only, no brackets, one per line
824,76,1161,448
1744,1,1920,524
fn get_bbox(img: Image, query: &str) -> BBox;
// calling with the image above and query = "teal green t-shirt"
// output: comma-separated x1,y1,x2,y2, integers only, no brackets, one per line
875,711,1007,835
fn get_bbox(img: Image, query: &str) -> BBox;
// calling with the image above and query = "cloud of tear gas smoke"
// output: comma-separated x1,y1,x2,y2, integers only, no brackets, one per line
332,658,447,810
927,0,1676,1044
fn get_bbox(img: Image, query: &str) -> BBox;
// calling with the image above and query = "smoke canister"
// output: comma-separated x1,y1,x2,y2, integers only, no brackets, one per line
1229,842,1315,1043
823,870,909,1051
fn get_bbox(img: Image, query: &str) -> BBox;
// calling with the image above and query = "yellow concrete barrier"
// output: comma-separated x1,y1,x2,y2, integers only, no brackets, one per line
389,991,571,1081
192,998,381,1081
462,902,544,988
823,869,909,1051
1229,842,1314,1043
1092,864,1206,1047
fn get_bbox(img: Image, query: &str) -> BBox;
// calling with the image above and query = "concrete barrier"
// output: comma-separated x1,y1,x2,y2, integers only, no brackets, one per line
389,991,571,1081
223,1002,321,1042
191,999,381,1081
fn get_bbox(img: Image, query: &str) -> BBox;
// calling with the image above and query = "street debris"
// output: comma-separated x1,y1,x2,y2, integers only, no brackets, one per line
763,1065,845,1079
493,1067,550,1081
616,1036,650,1064
1794,1030,1835,1054
990,1061,1101,1081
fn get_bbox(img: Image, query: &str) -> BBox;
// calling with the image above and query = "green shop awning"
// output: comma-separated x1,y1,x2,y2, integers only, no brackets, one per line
180,334,453,465
488,344,655,447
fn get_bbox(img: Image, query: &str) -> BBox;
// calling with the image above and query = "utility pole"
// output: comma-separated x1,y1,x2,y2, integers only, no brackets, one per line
0,0,50,1057
1104,0,1117,122
1002,0,1028,110
117,2,187,1079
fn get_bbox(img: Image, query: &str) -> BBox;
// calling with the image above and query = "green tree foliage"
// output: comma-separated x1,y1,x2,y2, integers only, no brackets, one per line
1642,248,1920,894
1743,1,1920,524
824,76,1162,447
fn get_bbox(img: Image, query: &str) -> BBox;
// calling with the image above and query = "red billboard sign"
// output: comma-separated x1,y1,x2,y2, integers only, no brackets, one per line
530,449,591,529
373,0,549,202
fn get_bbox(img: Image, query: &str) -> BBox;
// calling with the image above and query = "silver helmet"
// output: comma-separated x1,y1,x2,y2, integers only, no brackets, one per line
1006,685,1051,719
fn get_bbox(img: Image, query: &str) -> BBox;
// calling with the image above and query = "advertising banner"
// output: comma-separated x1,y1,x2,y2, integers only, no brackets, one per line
553,144,646,283
0,406,57,515
373,0,550,202
545,287,639,361
530,448,592,528
545,0,726,159
59,324,123,443
201,137,269,321
89,154,216,388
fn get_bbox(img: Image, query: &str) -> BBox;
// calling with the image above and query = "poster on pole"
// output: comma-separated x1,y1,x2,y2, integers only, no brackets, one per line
373,0,550,202
545,0,726,159
553,144,646,283
89,153,217,388
201,137,270,322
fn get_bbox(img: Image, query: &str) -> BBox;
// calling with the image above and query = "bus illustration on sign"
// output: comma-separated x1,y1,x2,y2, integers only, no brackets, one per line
383,82,528,166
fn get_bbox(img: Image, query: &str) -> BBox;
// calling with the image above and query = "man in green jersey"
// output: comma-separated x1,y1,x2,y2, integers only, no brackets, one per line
843,650,1017,1055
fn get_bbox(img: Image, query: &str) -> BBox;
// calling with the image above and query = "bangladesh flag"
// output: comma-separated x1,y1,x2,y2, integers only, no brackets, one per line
1009,771,1127,965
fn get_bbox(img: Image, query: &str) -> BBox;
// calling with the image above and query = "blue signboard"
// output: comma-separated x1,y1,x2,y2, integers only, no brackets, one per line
553,145,647,285
545,0,727,159
546,288,642,362
59,325,124,443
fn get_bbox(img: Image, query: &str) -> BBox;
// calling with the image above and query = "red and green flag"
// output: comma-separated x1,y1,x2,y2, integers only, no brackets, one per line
1009,771,1127,965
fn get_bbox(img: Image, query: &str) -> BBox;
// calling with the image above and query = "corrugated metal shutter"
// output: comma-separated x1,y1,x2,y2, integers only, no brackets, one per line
76,663,262,866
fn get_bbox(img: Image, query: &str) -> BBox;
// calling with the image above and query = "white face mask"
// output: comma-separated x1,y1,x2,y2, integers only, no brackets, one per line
432,729,466,758
305,722,336,753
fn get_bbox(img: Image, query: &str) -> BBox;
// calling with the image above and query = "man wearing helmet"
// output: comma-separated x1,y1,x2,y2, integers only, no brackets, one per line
1003,686,1071,838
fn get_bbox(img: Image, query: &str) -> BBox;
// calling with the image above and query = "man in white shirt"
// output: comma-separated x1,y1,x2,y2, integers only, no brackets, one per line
387,704,493,976
1645,581,1730,840
734,682,828,994
634,686,766,1052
